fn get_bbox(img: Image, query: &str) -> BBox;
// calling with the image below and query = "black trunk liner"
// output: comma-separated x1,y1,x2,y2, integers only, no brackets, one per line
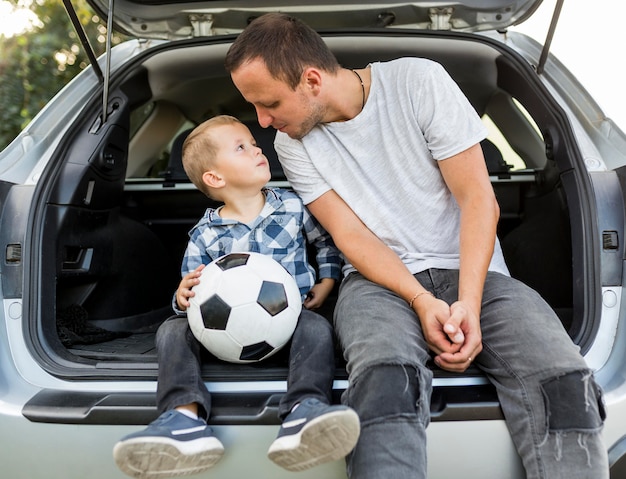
69,332,157,359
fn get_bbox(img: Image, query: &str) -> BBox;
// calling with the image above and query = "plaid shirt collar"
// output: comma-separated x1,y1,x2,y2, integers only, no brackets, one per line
204,188,280,226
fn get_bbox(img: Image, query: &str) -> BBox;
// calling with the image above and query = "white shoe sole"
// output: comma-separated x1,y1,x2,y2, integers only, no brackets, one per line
268,409,360,472
113,435,224,478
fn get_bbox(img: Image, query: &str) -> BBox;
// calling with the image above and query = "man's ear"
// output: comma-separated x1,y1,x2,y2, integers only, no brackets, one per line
202,170,225,189
302,67,322,95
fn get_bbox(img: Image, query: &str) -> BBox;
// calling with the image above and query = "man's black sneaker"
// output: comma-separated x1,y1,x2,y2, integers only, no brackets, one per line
268,398,360,471
113,410,224,478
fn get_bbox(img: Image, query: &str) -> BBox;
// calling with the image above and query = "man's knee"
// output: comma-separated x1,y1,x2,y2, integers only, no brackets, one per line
541,370,606,431
347,364,431,424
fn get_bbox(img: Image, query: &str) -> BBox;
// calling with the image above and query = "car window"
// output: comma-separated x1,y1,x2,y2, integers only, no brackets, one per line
129,102,155,139
132,120,196,180
482,97,544,172
482,115,525,171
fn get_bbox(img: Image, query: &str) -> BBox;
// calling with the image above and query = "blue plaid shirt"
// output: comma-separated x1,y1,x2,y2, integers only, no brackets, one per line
173,188,342,313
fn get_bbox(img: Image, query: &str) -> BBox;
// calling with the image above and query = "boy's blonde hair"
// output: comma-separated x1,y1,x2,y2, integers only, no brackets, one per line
181,115,243,198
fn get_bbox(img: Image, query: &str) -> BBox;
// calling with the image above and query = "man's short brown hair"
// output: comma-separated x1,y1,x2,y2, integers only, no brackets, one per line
225,13,340,90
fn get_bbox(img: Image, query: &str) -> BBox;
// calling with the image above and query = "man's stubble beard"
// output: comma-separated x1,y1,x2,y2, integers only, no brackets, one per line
288,96,326,140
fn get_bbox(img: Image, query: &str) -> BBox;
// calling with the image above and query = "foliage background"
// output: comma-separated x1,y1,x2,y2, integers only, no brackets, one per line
0,0,127,150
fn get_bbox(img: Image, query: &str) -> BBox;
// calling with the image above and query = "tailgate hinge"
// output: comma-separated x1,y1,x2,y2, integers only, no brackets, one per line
190,13,215,37
429,7,453,31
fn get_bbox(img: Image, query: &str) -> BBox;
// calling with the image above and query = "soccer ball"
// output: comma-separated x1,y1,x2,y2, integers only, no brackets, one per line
187,252,302,363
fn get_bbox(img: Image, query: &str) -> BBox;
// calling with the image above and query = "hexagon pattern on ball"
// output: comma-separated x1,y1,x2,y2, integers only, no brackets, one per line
187,252,302,363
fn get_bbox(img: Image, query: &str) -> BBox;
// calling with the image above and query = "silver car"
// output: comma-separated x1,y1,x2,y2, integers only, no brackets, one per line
2,0,626,477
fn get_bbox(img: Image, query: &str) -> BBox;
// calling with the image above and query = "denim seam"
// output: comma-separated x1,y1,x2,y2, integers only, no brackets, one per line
359,412,422,428
347,358,425,385
481,340,545,479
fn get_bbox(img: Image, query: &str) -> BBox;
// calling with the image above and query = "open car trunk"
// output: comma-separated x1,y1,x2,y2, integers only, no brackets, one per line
25,26,598,425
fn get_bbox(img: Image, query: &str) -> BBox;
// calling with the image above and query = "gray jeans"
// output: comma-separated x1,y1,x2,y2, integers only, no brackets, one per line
334,269,608,479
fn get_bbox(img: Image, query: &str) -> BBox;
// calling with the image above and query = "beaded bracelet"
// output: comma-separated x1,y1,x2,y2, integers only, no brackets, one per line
408,291,434,309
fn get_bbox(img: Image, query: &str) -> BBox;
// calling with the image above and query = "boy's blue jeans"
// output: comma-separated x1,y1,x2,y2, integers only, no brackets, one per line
336,269,609,479
155,309,335,421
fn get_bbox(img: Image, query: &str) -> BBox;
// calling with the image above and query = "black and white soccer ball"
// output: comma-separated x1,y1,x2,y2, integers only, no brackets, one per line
187,252,302,363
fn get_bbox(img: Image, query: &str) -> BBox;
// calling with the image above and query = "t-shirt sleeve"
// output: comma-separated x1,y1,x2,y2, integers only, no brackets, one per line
411,60,488,161
274,131,332,205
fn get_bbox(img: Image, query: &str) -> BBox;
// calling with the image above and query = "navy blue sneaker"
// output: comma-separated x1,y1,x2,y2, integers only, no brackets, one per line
268,398,360,471
113,410,224,478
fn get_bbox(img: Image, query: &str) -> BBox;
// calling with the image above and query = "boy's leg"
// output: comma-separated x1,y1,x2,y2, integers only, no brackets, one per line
113,315,223,478
268,310,360,471
155,315,212,417
278,310,335,415
468,271,609,479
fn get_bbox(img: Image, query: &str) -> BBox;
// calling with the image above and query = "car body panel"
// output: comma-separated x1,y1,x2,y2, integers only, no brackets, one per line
2,1,626,478
85,0,543,38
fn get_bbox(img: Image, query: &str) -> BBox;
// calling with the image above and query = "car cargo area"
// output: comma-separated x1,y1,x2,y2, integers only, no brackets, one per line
38,31,587,381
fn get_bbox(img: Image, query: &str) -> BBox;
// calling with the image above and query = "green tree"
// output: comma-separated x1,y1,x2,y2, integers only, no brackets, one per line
0,0,127,150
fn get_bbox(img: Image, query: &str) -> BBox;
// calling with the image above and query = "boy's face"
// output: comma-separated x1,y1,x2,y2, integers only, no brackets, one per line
209,122,271,189
231,58,324,140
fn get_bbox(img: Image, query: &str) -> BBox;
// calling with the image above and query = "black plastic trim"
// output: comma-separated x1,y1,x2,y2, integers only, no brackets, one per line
23,384,501,425
609,434,626,479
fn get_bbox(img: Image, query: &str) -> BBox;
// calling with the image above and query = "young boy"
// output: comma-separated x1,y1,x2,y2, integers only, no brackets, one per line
113,115,360,477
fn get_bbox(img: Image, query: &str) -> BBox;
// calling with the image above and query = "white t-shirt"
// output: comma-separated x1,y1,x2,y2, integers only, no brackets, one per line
275,57,509,277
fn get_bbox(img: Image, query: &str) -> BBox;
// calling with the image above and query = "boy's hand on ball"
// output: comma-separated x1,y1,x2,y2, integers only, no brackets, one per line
176,264,205,310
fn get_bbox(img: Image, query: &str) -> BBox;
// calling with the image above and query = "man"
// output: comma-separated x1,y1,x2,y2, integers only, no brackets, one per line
225,13,608,479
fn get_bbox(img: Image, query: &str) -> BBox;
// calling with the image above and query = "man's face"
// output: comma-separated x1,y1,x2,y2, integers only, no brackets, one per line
231,58,324,140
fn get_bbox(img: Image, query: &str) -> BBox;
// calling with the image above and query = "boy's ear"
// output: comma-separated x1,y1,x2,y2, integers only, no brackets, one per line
202,170,225,189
